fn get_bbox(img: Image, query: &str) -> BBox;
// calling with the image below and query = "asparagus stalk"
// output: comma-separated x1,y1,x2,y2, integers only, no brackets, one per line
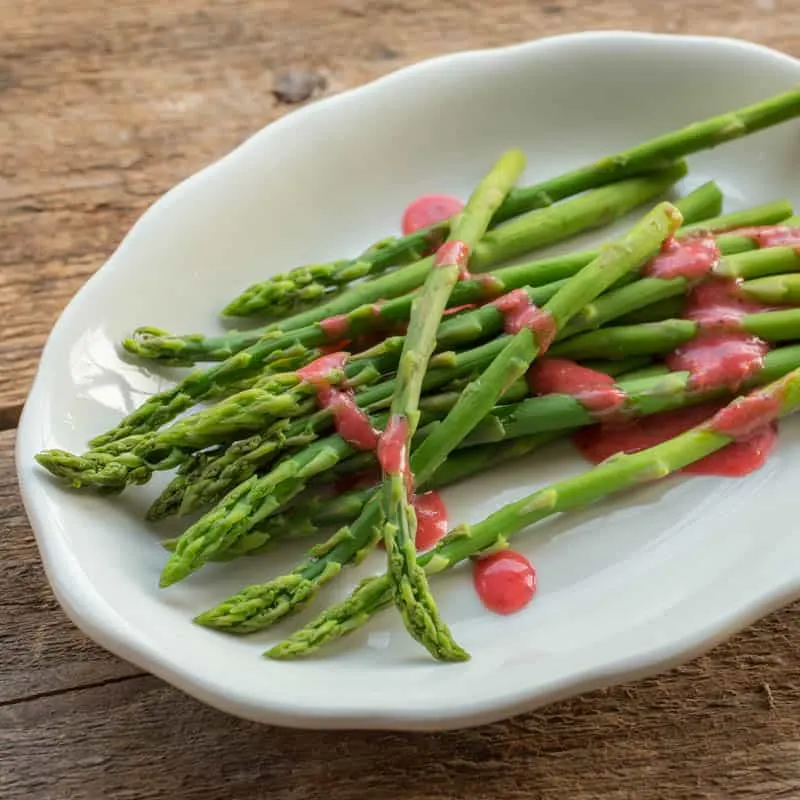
268,364,800,660
679,202,795,234
740,272,800,304
614,297,686,326
376,149,529,661
549,305,800,361
124,165,687,367
223,234,439,320
222,87,800,320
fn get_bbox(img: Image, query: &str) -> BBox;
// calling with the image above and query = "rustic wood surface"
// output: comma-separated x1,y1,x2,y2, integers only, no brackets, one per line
2,1,799,798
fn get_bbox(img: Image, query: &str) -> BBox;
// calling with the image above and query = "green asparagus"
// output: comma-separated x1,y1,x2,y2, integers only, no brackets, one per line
549,305,800,361
376,149,528,662
194,203,684,642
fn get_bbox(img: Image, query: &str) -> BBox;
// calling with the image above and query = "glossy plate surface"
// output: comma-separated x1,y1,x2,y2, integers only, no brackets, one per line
16,31,800,731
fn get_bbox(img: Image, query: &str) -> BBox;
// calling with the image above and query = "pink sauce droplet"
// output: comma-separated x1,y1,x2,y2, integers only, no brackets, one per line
644,233,721,280
573,401,777,477
473,550,537,614
296,353,379,451
318,387,380,450
666,331,768,392
412,491,448,552
377,415,410,476
433,240,471,281
681,277,768,328
729,225,800,249
296,352,348,384
709,388,784,441
527,358,627,418
319,314,351,341
492,289,557,351
402,194,464,236
664,277,771,391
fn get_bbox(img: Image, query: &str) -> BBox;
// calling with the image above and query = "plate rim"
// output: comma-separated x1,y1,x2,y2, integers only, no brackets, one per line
14,29,800,731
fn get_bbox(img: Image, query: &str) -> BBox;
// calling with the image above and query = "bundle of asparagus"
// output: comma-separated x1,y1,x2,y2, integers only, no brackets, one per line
35,87,800,663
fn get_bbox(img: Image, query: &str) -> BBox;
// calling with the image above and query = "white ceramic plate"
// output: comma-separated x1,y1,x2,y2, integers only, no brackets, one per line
16,31,800,731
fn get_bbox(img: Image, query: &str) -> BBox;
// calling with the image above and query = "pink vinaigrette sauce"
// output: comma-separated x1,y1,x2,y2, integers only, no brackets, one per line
492,289,557,351
729,226,800,249
665,278,770,392
401,194,464,236
413,492,449,552
472,551,537,615
643,232,720,280
296,353,379,451
527,358,627,418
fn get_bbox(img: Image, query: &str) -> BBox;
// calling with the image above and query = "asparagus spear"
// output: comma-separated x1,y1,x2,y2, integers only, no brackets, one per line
376,149,529,661
549,305,800,361
222,87,800,320
124,165,687,367
614,297,686,325
740,273,800,304
223,234,439,320
160,150,528,594
268,364,800,660
679,203,795,234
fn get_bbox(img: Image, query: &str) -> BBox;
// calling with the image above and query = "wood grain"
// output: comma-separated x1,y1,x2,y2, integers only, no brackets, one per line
1,0,799,411
0,430,140,703
3,1,800,798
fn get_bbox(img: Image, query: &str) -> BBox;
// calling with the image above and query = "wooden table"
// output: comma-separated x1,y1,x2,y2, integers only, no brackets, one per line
2,2,799,797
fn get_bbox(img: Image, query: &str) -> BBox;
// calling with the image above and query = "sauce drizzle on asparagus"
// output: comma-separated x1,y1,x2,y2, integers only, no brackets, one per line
644,232,721,280
527,358,627,418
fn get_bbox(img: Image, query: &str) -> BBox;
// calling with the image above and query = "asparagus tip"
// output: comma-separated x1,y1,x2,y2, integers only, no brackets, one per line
159,559,190,588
